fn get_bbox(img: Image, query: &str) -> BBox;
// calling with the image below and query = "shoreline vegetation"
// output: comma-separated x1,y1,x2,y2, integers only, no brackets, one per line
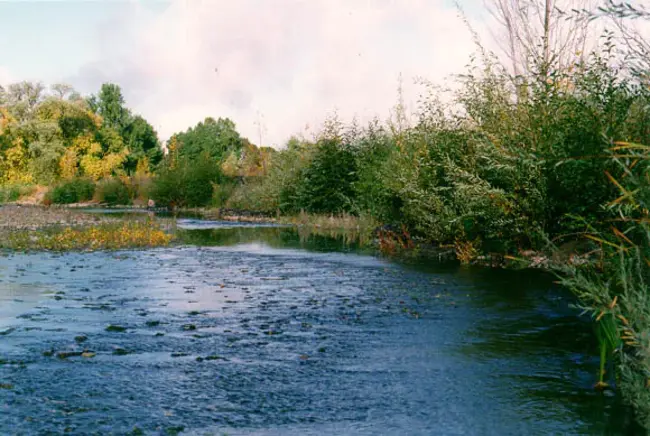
1,1,649,430
0,205,174,251
0,202,593,270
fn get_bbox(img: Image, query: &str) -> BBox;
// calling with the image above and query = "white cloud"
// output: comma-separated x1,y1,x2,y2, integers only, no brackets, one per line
69,0,484,147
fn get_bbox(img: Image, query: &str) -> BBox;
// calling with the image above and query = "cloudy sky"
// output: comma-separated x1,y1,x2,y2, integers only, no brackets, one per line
0,0,494,147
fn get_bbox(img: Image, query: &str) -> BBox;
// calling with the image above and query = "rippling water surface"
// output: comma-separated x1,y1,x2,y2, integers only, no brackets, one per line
0,220,640,435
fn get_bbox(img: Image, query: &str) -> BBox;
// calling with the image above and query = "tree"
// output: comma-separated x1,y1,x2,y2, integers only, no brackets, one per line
295,139,358,214
51,83,74,100
121,115,163,173
5,81,45,122
594,1,649,79
484,0,594,77
88,83,130,131
173,117,243,162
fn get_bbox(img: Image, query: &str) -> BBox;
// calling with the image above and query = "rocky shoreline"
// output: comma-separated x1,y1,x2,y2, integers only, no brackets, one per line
0,204,116,231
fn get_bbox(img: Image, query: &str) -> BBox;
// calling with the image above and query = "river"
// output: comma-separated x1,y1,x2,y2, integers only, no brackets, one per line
0,217,641,435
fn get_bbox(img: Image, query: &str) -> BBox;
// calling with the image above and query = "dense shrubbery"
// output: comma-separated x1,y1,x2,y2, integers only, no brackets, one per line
150,155,223,208
219,52,648,257
45,178,95,204
95,178,131,205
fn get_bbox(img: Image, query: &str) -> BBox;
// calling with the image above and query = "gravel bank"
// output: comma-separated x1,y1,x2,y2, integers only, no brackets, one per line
0,205,115,231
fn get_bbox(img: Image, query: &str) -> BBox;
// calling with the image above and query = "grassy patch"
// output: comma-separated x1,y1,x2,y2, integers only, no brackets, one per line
279,211,378,245
0,184,36,204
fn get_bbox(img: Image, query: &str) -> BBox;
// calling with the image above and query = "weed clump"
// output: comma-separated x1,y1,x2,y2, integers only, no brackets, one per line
0,219,174,251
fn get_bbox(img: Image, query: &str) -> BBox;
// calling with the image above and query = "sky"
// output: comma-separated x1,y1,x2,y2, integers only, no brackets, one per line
1,0,496,147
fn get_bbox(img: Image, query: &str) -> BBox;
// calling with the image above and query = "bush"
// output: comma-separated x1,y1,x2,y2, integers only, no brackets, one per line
225,178,279,212
129,175,152,205
150,154,222,208
95,178,132,205
211,180,236,208
45,178,96,204
293,139,358,214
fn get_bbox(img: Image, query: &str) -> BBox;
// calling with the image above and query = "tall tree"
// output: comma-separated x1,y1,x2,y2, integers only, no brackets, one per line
173,117,243,163
88,83,130,131
121,115,163,173
484,0,595,77
5,81,45,122
50,83,74,100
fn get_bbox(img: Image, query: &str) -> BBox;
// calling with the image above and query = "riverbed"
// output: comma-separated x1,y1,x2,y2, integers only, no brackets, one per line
0,219,640,435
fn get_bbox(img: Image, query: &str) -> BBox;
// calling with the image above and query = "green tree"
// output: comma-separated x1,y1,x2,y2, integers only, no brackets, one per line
174,117,243,162
121,115,163,173
295,139,358,214
88,83,130,131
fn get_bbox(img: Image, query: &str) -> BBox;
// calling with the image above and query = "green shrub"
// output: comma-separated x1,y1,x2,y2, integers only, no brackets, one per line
293,139,358,214
211,180,236,208
6,186,20,202
150,154,222,208
46,178,96,204
225,178,278,212
95,178,131,205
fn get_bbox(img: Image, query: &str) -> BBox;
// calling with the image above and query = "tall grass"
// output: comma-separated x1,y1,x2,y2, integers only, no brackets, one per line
279,211,378,246
556,141,650,425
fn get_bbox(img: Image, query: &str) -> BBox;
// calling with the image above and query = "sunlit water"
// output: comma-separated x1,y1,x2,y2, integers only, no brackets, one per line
0,218,642,435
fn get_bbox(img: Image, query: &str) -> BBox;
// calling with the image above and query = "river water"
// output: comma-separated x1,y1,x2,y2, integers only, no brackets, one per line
0,218,641,435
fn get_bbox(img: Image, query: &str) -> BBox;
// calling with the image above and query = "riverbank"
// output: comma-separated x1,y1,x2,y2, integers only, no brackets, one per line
2,203,597,269
0,205,174,251
0,204,117,230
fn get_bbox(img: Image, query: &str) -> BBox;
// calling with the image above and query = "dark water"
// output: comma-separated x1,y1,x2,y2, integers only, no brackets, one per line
0,219,642,435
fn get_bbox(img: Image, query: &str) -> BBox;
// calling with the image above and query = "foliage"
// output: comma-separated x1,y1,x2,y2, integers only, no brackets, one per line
95,177,132,205
121,115,163,174
150,155,222,208
0,82,163,184
87,83,129,131
0,219,173,251
45,178,95,204
555,141,650,425
172,117,244,163
295,139,358,214
0,184,27,203
222,136,315,213
211,180,237,208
